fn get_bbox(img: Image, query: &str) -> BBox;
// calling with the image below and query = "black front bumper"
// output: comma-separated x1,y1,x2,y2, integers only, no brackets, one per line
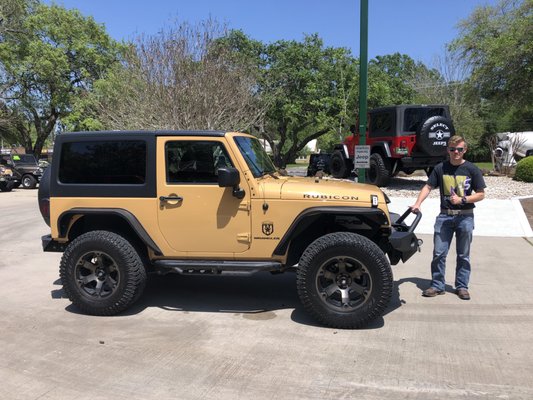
42,234,67,252
387,209,423,265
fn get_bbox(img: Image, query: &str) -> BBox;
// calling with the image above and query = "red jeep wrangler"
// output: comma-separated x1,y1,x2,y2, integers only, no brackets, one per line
322,105,455,186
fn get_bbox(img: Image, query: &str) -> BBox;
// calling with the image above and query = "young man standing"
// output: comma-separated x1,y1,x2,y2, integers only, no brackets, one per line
410,135,486,300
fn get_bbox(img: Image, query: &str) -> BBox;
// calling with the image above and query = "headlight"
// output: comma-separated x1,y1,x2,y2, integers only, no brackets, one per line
38,167,44,174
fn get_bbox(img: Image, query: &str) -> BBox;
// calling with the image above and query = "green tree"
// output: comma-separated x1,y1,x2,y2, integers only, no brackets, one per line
261,35,358,166
450,0,533,132
223,31,358,166
0,2,123,156
368,53,430,107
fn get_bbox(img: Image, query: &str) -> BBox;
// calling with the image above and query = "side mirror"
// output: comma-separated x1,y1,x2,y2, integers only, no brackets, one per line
218,167,240,187
218,167,245,199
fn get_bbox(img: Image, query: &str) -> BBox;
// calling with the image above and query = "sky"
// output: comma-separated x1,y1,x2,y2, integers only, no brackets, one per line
44,0,500,66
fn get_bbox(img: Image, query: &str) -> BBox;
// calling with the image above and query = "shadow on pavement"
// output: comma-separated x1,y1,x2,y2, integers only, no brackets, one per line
52,273,453,329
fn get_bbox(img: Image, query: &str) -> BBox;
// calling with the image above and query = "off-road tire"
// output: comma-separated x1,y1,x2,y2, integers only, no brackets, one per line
60,230,147,315
0,182,13,192
330,150,349,179
21,174,37,189
297,232,393,329
417,116,455,156
367,153,391,187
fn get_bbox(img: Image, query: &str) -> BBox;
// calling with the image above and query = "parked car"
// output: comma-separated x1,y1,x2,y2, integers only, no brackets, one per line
38,129,422,329
307,105,455,186
0,159,19,192
1,153,44,189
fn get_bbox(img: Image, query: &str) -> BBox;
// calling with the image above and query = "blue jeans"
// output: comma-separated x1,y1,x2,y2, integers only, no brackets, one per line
430,214,474,291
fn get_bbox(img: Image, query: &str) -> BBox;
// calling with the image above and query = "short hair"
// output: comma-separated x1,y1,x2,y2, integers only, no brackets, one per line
449,135,467,147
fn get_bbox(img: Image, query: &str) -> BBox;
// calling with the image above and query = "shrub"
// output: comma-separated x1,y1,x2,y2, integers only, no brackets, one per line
514,156,533,183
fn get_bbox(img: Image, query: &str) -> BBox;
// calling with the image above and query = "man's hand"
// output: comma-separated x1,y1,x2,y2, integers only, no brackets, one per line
409,204,421,213
449,187,462,205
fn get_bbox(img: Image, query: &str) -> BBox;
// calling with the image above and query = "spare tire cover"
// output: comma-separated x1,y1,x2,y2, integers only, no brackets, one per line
416,116,455,156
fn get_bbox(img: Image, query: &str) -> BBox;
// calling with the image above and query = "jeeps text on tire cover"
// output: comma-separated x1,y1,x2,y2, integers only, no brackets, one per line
39,130,422,329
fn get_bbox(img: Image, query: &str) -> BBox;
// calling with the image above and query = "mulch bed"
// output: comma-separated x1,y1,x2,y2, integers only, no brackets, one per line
519,197,533,230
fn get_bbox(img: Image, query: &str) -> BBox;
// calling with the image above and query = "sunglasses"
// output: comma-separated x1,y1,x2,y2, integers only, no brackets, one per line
448,147,465,153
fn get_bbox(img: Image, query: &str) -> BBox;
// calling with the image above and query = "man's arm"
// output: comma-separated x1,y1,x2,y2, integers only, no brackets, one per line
450,189,485,205
410,184,433,213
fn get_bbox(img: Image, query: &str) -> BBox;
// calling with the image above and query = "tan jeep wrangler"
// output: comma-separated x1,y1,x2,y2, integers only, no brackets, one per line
38,130,421,328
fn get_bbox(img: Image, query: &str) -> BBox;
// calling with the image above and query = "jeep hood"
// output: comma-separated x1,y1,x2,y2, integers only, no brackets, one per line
258,176,386,205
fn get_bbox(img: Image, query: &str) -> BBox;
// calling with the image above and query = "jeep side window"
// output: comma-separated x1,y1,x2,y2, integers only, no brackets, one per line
165,141,233,184
369,111,394,138
58,140,146,184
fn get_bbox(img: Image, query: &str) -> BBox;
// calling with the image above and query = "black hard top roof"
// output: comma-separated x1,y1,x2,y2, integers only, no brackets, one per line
58,130,228,138
369,104,449,113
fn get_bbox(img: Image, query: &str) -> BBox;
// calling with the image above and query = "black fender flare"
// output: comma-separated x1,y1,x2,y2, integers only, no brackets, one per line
333,144,350,159
273,206,390,257
371,142,392,158
57,208,163,255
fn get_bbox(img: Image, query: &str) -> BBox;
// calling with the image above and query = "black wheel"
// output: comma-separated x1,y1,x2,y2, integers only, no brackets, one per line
21,174,37,189
329,150,349,179
367,153,391,187
60,230,147,315
417,116,455,156
297,232,393,329
0,182,13,192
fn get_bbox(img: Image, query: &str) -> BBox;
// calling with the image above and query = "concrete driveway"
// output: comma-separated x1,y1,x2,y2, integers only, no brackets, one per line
1,190,532,400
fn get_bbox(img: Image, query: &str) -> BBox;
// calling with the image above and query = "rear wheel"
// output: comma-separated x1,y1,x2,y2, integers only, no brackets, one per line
60,230,147,315
367,153,391,187
297,232,393,329
329,150,349,179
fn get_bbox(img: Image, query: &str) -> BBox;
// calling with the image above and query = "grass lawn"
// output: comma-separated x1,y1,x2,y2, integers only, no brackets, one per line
475,162,494,170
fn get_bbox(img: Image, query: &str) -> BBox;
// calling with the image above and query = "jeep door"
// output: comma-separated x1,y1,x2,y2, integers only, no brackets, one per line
156,137,251,255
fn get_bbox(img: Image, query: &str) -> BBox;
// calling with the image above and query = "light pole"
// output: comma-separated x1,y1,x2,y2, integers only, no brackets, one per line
357,0,369,183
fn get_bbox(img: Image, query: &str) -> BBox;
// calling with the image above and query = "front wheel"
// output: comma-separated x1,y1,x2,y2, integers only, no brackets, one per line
60,230,147,315
297,232,393,329
21,174,37,189
0,182,13,192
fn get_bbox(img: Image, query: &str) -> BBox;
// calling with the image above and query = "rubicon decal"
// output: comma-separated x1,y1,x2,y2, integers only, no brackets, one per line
303,194,359,201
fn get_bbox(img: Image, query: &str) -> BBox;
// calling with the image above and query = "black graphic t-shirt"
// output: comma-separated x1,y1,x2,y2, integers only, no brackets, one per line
427,161,486,210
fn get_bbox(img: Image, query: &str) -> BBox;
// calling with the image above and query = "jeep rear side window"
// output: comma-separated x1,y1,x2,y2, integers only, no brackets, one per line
369,111,394,137
165,141,233,184
59,141,146,184
403,108,446,132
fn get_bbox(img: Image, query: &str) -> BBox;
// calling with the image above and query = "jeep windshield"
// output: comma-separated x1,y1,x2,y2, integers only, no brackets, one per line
12,154,38,165
234,136,277,178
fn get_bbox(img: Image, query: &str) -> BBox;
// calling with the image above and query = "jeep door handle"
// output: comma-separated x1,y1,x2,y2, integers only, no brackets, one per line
159,195,183,202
